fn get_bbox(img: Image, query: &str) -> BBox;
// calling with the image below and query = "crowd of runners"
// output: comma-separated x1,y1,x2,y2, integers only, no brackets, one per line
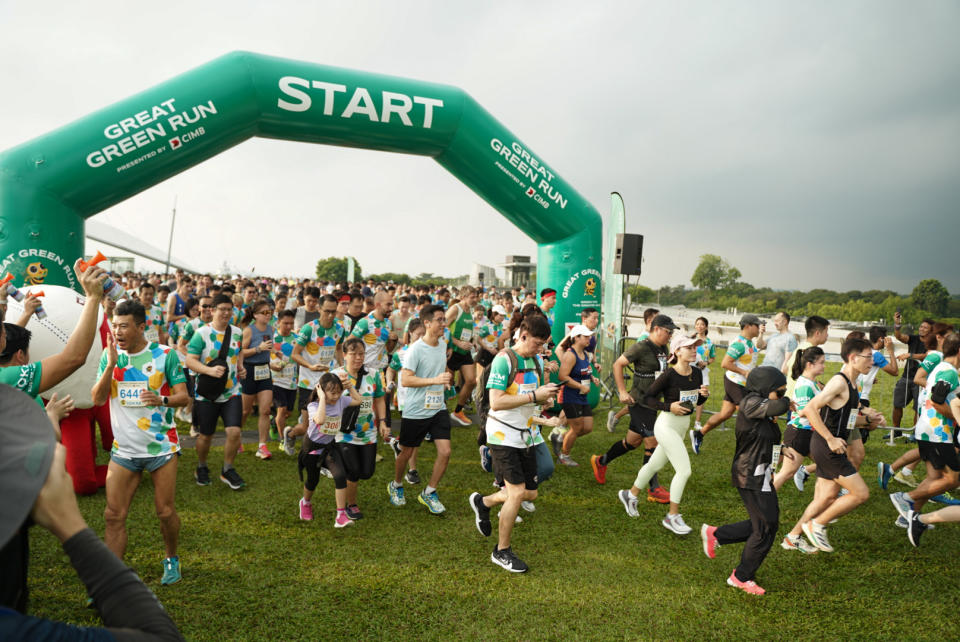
1,264,958,620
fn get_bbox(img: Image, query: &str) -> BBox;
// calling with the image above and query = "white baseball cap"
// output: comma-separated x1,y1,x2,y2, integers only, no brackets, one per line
568,324,594,338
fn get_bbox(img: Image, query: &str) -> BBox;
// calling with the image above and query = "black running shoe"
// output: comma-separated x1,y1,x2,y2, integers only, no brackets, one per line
907,510,928,548
346,504,363,520
469,492,492,537
195,465,211,486
405,469,421,485
491,545,528,573
220,467,245,490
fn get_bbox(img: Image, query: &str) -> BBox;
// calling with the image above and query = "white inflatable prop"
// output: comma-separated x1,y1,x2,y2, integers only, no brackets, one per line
4,285,105,408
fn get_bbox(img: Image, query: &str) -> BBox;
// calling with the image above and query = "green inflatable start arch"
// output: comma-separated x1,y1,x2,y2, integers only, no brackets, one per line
0,51,601,344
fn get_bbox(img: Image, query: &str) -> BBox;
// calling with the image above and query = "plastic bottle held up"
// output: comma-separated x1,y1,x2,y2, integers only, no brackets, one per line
31,291,47,320
0,273,25,303
78,251,127,302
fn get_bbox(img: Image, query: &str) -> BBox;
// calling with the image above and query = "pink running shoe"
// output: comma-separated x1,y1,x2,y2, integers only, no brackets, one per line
726,571,765,595
701,524,718,559
299,498,313,521
334,510,354,528
256,444,272,460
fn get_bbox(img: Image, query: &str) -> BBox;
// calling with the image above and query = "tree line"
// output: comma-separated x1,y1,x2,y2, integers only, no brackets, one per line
628,254,957,326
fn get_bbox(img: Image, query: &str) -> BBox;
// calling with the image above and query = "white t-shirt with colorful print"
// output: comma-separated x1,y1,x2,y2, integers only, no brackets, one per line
788,375,821,430
296,320,345,389
271,330,299,390
98,342,186,459
186,324,242,403
144,303,165,343
351,312,393,370
332,366,384,445
915,361,958,444
725,335,758,386
485,350,542,449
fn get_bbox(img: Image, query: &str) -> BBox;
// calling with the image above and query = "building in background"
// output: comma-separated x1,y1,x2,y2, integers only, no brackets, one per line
470,263,499,288
499,255,535,289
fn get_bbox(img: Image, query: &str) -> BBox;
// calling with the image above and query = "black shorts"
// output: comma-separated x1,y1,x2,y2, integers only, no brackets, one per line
918,441,960,472
723,377,746,405
335,442,377,482
194,395,243,435
297,386,313,415
399,411,451,447
273,386,296,411
489,444,538,490
475,349,495,368
893,378,919,409
447,351,474,371
782,426,813,457
241,363,273,395
562,403,592,419
809,432,857,480
627,405,656,438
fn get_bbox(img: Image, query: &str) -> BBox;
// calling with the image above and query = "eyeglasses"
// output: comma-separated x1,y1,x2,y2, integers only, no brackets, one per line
200,304,213,309
215,307,233,313
854,352,873,360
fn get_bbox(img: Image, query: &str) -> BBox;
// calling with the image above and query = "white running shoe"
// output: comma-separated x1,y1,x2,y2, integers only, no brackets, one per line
618,489,639,517
606,410,616,432
521,500,536,513
781,534,818,554
801,521,834,553
662,512,692,535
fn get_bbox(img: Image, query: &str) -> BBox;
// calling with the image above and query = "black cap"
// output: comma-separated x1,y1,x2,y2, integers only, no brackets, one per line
740,313,762,327
650,314,679,331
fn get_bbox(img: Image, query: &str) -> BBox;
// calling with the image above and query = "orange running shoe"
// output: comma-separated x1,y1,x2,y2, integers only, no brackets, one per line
647,487,670,503
590,455,607,484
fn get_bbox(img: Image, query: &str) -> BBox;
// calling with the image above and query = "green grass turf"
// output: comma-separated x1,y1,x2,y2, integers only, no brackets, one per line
26,354,957,641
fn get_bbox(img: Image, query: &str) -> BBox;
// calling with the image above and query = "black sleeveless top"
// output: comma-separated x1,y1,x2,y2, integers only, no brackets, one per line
821,372,859,440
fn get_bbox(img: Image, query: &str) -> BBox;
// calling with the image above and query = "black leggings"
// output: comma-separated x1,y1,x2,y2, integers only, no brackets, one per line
336,442,377,482
302,447,347,491
714,488,779,583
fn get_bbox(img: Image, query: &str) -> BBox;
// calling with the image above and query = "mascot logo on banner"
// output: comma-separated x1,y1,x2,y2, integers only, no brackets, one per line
584,277,597,298
25,262,48,285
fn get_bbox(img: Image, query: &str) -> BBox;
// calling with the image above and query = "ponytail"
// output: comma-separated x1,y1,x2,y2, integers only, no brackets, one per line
792,346,825,381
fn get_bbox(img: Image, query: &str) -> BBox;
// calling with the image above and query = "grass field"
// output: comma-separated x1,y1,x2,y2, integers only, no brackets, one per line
26,353,958,641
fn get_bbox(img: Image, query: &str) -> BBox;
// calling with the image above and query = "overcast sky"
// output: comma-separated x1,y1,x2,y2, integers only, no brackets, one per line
1,1,957,294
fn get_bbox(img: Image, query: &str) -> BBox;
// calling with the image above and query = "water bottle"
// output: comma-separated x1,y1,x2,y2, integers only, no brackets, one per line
0,273,25,303
78,251,127,302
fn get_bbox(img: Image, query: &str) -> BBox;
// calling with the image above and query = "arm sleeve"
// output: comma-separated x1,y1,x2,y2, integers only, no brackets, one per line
64,528,184,641
643,369,672,411
740,395,791,420
186,330,204,357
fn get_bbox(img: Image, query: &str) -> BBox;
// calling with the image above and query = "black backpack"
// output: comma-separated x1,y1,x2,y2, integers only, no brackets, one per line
475,349,544,446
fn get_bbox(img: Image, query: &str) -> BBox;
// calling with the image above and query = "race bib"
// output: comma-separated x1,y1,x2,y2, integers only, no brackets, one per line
281,362,297,381
360,397,373,415
679,389,699,406
846,410,859,433
771,444,782,470
145,327,159,343
460,328,473,341
425,386,444,410
319,415,342,435
518,381,536,395
254,364,270,381
318,346,335,364
117,381,149,407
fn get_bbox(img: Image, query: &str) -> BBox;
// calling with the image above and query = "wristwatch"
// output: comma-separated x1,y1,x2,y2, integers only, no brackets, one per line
162,396,169,406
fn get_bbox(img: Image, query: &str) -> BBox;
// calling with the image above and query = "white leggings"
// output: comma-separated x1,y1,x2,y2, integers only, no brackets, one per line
633,411,692,504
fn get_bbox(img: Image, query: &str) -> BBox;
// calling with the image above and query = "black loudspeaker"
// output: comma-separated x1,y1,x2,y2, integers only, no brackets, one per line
614,233,643,275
